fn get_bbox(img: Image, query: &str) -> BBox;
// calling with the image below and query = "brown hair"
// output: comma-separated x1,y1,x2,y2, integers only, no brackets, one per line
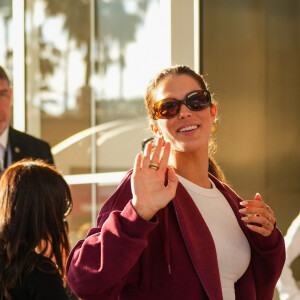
144,65,226,182
0,159,72,299
144,65,212,117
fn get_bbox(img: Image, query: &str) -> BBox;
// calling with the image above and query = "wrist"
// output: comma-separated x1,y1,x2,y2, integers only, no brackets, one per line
131,199,156,221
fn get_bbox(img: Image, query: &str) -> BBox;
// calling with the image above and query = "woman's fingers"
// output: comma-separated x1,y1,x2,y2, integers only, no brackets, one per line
241,213,274,227
133,153,143,173
254,192,262,201
150,138,163,164
239,193,276,237
140,138,171,173
141,140,153,169
246,223,274,237
241,214,275,237
240,206,275,222
167,166,179,190
141,138,165,171
158,142,171,171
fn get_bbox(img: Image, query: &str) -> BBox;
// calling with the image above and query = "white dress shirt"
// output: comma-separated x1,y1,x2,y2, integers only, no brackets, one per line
0,126,9,171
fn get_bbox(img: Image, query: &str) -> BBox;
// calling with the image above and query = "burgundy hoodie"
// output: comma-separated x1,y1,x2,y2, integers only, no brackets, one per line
66,170,285,300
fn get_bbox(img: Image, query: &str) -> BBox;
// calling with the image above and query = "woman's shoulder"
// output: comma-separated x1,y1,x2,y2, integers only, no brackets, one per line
11,254,69,300
34,254,59,273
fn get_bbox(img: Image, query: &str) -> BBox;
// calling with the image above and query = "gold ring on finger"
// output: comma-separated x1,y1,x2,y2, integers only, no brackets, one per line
266,205,270,210
149,163,159,170
268,217,272,221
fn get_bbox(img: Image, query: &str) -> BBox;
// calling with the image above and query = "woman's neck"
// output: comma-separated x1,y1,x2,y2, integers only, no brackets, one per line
169,150,211,189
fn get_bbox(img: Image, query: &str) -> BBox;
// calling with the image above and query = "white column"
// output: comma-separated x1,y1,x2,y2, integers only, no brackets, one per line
170,0,199,71
12,0,26,132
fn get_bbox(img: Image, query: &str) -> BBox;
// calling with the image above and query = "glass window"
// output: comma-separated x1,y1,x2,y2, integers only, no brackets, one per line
0,0,12,76
24,0,170,244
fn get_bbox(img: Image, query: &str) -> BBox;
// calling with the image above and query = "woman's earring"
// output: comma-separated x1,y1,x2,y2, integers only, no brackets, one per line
211,122,217,133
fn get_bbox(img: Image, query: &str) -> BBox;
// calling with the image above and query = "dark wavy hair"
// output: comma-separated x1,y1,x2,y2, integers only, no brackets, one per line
144,65,226,182
0,159,73,299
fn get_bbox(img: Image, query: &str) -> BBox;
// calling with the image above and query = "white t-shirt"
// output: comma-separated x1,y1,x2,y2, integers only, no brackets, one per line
177,175,251,300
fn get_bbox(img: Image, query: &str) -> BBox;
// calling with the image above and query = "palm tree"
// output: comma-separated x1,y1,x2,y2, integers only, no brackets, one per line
44,0,150,101
0,0,12,69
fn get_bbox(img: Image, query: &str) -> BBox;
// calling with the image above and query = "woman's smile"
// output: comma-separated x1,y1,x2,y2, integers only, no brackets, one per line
177,124,200,135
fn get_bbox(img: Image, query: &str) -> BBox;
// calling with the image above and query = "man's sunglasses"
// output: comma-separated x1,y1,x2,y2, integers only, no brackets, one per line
152,90,211,120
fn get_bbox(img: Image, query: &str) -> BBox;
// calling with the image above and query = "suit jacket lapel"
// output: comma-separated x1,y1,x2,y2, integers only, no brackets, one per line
8,127,23,163
172,183,223,300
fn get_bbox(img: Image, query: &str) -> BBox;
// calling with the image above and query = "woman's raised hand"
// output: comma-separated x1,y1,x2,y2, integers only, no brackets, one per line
131,138,178,221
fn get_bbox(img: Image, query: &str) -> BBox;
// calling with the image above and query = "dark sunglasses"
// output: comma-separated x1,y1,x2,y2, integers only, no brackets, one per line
152,90,211,120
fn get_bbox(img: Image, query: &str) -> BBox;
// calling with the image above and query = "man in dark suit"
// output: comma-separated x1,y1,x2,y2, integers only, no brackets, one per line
0,66,54,171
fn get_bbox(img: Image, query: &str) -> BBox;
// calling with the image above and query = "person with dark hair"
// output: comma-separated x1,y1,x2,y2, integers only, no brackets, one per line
66,65,285,299
0,66,54,173
0,159,73,299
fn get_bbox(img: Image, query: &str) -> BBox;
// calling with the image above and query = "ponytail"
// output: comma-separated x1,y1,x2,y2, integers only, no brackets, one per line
208,156,227,183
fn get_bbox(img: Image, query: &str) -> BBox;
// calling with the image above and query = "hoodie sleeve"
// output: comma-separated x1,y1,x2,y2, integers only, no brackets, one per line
246,219,286,300
66,171,158,299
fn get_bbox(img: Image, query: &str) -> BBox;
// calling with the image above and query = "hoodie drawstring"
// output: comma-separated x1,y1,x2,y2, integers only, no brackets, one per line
163,206,171,274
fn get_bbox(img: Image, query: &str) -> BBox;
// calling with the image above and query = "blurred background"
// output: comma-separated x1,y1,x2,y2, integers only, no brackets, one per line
0,1,299,298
